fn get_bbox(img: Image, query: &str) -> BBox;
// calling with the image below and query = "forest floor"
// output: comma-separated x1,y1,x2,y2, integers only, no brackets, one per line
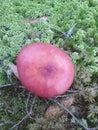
0,0,98,130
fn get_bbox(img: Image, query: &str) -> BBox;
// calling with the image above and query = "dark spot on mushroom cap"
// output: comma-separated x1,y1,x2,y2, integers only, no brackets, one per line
39,64,57,77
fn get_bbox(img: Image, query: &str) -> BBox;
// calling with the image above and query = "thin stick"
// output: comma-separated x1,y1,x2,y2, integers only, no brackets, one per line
66,23,77,38
55,86,98,99
0,84,15,88
90,126,98,130
49,98,90,130
25,92,31,114
30,96,36,113
9,114,29,130
67,86,98,93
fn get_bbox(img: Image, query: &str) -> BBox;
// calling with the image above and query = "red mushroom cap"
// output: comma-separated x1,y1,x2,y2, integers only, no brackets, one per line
16,43,75,98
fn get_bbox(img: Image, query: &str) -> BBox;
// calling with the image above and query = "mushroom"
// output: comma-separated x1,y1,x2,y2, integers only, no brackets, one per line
16,42,75,98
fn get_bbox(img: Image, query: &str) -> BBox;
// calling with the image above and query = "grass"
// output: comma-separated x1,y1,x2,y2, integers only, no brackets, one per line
0,0,98,129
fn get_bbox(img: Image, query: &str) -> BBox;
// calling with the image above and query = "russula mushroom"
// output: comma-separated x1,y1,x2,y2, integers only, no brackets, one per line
16,43,74,98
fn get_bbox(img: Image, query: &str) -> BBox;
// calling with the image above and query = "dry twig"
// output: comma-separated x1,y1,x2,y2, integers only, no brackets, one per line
0,84,15,88
25,92,31,114
55,86,98,99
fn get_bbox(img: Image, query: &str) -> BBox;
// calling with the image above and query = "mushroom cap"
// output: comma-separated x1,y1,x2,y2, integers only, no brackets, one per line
16,43,75,98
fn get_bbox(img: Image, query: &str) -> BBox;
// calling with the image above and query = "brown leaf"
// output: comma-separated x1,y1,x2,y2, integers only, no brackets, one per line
44,106,61,119
9,63,19,79
28,16,49,24
61,96,74,107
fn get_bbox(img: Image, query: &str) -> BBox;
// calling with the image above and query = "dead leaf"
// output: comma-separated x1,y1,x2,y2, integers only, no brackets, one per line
28,16,48,24
61,96,74,107
9,63,19,79
44,106,61,119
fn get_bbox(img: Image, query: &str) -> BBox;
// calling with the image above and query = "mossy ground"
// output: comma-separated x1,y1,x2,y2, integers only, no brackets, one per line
0,0,98,130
